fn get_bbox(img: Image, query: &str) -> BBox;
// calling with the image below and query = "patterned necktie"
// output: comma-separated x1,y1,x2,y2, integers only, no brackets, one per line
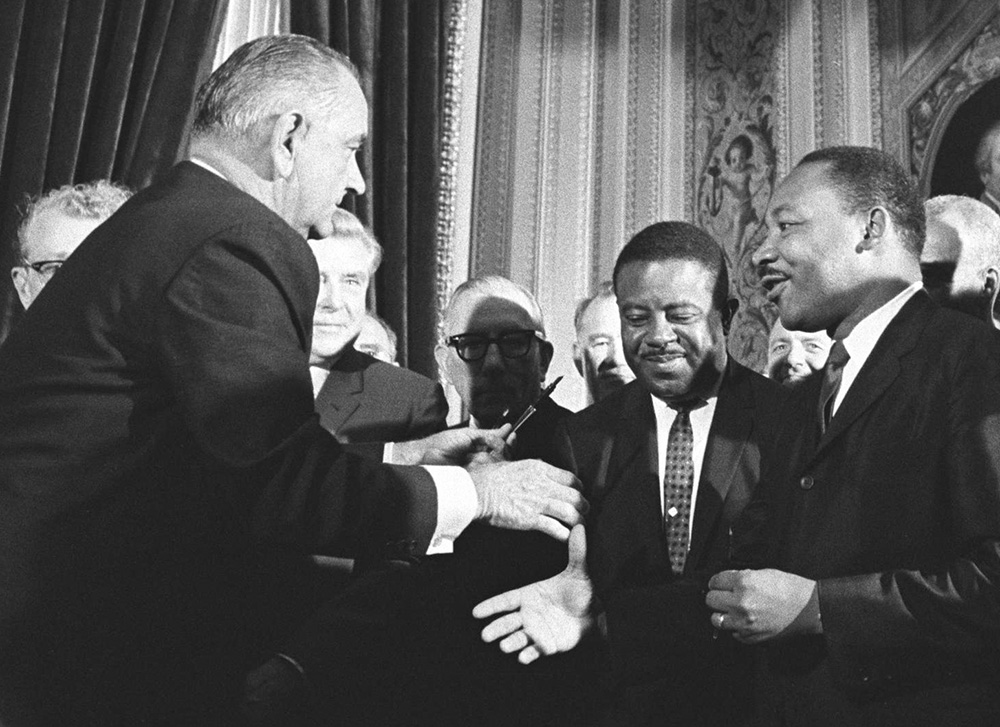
818,340,850,433
663,405,694,575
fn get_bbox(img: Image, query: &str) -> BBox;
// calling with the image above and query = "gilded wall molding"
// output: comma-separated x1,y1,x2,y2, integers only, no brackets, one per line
909,14,1000,191
868,0,883,149
435,0,469,341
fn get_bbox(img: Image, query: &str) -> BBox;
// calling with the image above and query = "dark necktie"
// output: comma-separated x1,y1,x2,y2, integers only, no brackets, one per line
663,405,694,575
818,341,850,433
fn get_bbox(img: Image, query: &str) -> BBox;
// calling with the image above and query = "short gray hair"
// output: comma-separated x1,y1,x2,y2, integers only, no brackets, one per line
192,34,359,140
327,207,383,275
925,194,1000,283
16,180,132,259
573,280,615,333
442,275,547,339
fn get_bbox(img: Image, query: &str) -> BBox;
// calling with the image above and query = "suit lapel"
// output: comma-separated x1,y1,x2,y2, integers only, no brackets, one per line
602,385,664,552
315,349,365,434
689,361,752,567
813,293,930,459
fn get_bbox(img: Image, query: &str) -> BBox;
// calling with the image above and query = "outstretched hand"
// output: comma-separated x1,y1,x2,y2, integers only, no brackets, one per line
472,524,595,664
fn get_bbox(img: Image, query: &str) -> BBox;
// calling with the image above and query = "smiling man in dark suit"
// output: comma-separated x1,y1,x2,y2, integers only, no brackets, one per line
308,209,447,443
707,146,1000,726
476,221,786,726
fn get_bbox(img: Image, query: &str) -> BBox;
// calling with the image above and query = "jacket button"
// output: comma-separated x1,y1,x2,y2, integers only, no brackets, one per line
799,475,814,490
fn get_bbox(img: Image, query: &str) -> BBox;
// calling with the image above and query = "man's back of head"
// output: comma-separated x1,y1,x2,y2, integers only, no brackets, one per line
11,180,132,310
188,34,368,239
923,194,1000,327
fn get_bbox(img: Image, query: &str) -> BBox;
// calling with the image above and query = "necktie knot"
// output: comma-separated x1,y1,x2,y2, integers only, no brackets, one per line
818,341,850,432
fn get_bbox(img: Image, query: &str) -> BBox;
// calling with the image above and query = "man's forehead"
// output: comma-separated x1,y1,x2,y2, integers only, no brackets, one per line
448,292,538,334
24,209,102,257
307,236,371,272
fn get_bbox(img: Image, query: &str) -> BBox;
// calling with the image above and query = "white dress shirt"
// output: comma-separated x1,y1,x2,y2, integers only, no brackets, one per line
832,281,922,417
651,392,720,540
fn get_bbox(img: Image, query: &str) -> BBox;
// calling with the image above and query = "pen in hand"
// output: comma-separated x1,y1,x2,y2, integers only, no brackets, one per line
508,375,564,438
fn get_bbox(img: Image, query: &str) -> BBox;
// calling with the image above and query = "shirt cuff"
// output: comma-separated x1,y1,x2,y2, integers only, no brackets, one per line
382,442,393,462
422,465,477,554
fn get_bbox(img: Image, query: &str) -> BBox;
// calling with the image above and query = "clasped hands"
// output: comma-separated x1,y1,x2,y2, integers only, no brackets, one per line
392,424,589,542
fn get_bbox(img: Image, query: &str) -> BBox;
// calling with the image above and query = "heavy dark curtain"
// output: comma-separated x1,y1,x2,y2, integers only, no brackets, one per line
0,0,228,339
291,1,447,377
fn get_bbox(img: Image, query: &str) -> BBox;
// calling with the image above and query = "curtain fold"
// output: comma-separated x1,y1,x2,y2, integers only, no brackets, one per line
291,0,446,378
0,0,228,340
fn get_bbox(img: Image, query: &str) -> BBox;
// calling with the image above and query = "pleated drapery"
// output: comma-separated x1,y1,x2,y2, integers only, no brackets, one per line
291,0,447,378
0,0,228,340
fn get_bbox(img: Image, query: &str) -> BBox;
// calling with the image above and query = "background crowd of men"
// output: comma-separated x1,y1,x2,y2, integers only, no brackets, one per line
3,32,1000,727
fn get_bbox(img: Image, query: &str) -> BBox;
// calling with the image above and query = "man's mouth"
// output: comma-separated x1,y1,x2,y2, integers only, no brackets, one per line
759,271,789,301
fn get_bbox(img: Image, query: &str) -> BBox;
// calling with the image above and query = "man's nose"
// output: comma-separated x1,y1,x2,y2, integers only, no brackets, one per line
786,342,806,367
752,230,777,269
645,316,678,345
604,337,627,367
480,341,506,369
347,155,366,196
318,280,344,309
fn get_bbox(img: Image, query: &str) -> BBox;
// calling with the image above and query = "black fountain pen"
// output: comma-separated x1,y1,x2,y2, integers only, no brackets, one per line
508,375,564,437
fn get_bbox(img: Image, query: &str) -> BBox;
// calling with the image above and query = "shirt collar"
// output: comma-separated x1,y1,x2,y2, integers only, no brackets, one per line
840,281,922,372
188,156,228,181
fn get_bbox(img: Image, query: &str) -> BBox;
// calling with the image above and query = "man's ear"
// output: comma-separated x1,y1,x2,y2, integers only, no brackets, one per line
538,338,555,377
434,344,452,386
10,267,31,310
858,208,888,251
270,111,307,180
721,298,739,335
985,267,1000,330
571,342,584,377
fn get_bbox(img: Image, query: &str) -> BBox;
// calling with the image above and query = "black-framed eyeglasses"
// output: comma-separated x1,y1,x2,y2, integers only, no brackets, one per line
21,260,64,276
446,329,543,362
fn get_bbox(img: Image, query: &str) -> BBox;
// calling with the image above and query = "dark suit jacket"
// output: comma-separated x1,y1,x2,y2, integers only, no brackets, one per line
552,360,786,726
0,162,438,726
315,346,448,443
287,393,594,725
737,292,1000,726
455,396,574,461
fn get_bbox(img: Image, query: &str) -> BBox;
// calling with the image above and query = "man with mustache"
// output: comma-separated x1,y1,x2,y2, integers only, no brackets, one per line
476,222,786,725
707,146,1000,725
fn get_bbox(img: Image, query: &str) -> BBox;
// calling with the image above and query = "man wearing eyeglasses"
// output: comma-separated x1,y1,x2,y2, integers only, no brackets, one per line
10,180,131,310
435,275,572,462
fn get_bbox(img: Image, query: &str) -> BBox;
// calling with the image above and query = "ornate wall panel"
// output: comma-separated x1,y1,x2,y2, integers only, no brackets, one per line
877,0,998,185
692,0,783,372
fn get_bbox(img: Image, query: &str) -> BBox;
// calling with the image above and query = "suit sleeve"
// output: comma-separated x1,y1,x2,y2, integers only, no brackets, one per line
818,333,1000,693
404,380,449,440
155,230,438,557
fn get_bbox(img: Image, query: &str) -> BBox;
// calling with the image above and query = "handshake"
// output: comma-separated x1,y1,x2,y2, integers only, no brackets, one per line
391,423,588,542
